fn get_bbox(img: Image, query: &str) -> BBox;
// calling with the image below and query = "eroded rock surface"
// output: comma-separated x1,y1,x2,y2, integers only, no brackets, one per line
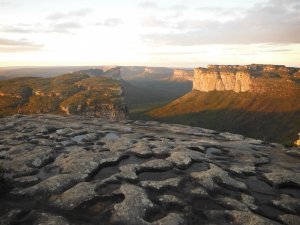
0,114,299,225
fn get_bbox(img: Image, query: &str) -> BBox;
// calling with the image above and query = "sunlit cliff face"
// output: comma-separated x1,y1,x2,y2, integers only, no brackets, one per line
193,64,300,95
0,0,299,67
193,69,251,93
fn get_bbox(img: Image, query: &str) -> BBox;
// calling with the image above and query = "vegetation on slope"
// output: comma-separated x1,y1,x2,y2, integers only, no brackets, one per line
0,73,126,119
60,78,124,115
122,80,192,114
148,90,300,144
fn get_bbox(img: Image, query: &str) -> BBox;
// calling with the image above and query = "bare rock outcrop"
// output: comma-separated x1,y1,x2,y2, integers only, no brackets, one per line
193,68,251,92
0,114,299,225
193,64,300,94
172,69,194,81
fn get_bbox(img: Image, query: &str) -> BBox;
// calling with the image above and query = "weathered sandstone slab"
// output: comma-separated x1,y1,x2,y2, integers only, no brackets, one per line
0,114,299,225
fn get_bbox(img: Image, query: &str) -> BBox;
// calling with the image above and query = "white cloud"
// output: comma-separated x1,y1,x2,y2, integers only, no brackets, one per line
50,22,82,33
0,0,299,67
46,8,91,21
0,37,42,52
141,0,300,45
140,16,166,27
96,18,123,27
138,0,158,9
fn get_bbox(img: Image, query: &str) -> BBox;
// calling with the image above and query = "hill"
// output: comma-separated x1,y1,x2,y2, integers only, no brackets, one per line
0,72,127,119
148,64,300,144
0,65,192,120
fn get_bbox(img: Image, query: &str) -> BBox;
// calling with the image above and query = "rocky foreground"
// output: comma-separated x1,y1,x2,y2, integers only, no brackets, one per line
0,115,299,225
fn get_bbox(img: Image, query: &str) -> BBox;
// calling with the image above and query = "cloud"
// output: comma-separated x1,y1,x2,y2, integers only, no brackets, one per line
138,1,188,11
141,0,300,45
0,1,12,6
46,8,91,20
169,4,189,11
0,22,82,34
139,50,207,55
195,6,245,21
96,18,123,27
138,0,158,9
49,22,82,33
0,25,33,33
0,38,42,52
266,49,292,53
140,16,167,27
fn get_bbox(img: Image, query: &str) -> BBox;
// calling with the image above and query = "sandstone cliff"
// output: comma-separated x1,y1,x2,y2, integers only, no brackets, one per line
193,68,251,92
193,64,300,94
172,69,194,81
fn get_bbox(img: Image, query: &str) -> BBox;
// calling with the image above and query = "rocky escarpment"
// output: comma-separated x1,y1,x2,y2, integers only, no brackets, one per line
172,69,194,81
102,67,122,80
79,67,122,80
193,64,300,94
59,77,127,119
1,114,300,225
0,72,128,119
193,68,251,92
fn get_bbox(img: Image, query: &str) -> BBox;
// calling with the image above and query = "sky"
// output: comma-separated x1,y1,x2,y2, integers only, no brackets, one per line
0,0,299,68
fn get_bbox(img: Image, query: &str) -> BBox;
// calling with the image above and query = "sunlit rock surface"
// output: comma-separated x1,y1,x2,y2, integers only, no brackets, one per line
193,64,300,94
294,133,300,148
172,69,194,82
0,114,299,225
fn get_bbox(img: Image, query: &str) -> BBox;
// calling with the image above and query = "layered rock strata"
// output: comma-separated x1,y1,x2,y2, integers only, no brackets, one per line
193,68,251,92
193,64,300,93
172,69,194,81
0,114,299,225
